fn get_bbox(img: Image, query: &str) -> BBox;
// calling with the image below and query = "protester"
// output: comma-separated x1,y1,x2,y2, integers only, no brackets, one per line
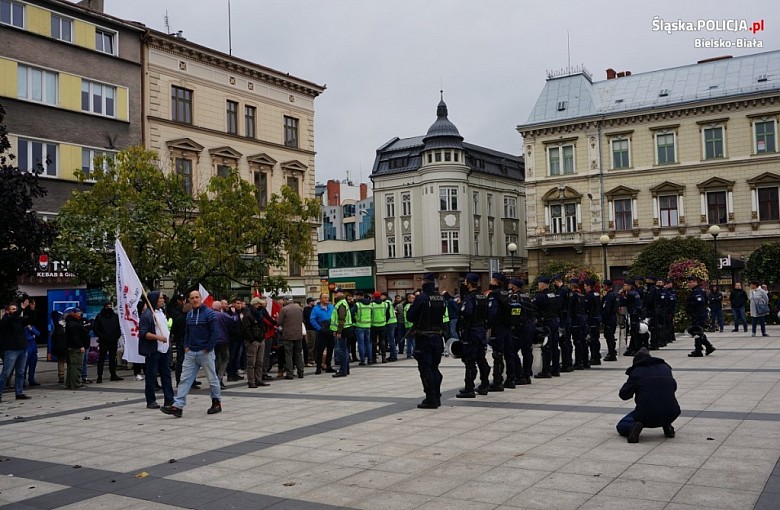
93,301,124,383
242,297,269,388
277,296,305,379
310,293,335,374
139,291,174,409
0,303,32,402
64,307,89,390
729,282,749,332
749,281,770,337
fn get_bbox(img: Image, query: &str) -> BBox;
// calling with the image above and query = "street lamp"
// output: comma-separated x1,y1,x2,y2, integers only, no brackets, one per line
507,242,518,276
599,234,610,281
709,224,720,284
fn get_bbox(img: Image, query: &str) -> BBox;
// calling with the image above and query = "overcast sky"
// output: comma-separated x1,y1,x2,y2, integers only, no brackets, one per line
107,0,778,184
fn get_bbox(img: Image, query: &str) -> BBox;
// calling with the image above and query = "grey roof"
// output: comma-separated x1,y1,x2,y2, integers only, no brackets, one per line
520,50,780,129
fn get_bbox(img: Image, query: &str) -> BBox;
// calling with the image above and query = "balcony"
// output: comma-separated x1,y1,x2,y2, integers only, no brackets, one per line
535,232,584,253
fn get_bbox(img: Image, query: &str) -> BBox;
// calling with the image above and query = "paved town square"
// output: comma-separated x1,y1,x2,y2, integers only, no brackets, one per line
0,330,777,510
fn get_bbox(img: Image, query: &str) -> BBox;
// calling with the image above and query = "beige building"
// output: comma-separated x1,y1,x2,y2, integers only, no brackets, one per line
142,29,325,297
517,51,780,283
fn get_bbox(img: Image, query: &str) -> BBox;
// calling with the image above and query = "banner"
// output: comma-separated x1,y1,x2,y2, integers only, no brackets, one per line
116,240,146,363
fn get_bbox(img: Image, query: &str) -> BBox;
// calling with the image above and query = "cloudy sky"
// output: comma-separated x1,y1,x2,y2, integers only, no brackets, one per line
107,0,778,184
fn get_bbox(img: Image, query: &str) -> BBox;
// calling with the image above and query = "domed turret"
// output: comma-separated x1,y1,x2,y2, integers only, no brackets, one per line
422,93,464,151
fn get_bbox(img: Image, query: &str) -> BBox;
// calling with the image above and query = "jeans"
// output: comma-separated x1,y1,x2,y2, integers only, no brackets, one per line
355,327,371,362
335,335,350,375
710,308,724,331
733,306,748,331
448,318,459,340
24,346,38,384
752,315,767,335
406,335,416,358
174,349,220,409
81,351,89,381
617,410,675,436
0,349,28,398
385,323,398,359
144,350,174,405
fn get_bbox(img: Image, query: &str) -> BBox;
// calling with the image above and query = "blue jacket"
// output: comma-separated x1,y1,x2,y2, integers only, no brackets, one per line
184,305,218,352
619,350,681,427
213,310,236,345
310,303,334,331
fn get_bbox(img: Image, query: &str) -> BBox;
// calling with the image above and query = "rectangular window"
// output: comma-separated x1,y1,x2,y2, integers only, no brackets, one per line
17,65,58,106
171,86,192,124
434,152,442,162
703,127,725,159
403,235,412,258
614,199,632,231
474,233,479,256
81,148,113,180
81,80,115,117
344,223,356,241
51,14,72,42
343,204,356,218
226,100,238,135
487,193,494,217
387,236,396,258
707,191,727,224
758,187,779,221
175,158,193,195
217,165,232,178
253,171,268,208
385,194,395,217
611,138,630,169
286,176,299,195
95,29,115,55
440,231,459,254
245,106,256,138
472,191,479,215
0,0,24,28
440,186,458,211
17,139,57,176
503,196,517,219
550,203,577,233
659,195,679,227
444,151,451,162
401,192,411,216
755,120,776,154
289,257,302,277
656,133,676,164
548,145,574,175
284,116,298,148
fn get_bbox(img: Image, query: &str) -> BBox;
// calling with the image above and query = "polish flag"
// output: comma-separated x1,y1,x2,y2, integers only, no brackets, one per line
199,284,214,308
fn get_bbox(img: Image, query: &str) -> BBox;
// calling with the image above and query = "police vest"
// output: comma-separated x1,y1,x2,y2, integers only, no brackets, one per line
417,294,446,332
371,301,386,327
473,293,488,325
403,303,413,329
385,300,398,324
354,301,372,328
329,299,353,331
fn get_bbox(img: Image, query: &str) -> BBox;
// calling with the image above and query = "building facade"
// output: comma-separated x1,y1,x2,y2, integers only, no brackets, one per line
142,28,325,298
372,97,526,297
518,51,780,284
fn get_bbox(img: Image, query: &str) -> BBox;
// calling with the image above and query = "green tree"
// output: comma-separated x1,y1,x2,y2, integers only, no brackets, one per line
54,146,320,296
630,237,717,280
744,242,780,285
0,104,55,303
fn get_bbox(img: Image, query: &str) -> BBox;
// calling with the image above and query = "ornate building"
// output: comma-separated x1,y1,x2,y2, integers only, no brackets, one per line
518,51,780,284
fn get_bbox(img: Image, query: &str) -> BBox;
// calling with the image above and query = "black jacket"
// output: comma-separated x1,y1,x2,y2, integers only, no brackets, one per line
619,349,681,427
1,311,27,351
65,316,90,349
93,308,121,345
730,288,748,308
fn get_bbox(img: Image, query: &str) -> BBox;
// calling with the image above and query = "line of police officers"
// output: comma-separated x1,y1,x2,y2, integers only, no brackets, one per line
407,271,703,409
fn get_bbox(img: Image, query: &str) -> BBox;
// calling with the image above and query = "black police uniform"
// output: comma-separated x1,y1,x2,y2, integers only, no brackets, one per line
570,289,589,369
601,287,618,360
665,285,677,344
686,284,715,356
585,287,602,364
407,286,446,408
644,283,659,349
556,283,573,371
533,286,560,378
508,289,536,385
487,286,512,390
621,287,643,356
458,289,491,396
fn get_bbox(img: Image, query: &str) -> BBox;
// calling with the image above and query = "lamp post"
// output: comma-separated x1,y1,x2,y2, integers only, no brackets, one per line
599,234,610,281
709,224,720,284
508,242,518,276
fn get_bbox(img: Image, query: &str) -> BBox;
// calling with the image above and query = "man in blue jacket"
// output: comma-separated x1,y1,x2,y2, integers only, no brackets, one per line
617,347,680,443
162,289,221,417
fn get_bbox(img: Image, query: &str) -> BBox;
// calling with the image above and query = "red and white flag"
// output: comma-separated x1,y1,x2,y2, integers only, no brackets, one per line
115,240,146,363
199,283,214,308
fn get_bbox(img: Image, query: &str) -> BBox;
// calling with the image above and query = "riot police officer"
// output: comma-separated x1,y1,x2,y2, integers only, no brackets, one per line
686,276,716,357
644,276,659,350
583,278,602,365
553,275,574,372
601,280,619,361
456,273,491,398
507,278,535,386
487,272,511,391
664,279,677,344
570,279,589,370
621,280,643,356
654,278,667,348
407,273,446,409
534,276,561,378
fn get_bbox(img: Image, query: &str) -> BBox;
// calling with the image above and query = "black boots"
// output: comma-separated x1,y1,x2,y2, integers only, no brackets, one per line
207,398,222,414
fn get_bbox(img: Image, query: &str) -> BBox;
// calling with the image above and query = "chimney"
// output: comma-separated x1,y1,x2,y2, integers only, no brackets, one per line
606,68,617,80
359,183,368,201
326,180,341,206
77,0,104,12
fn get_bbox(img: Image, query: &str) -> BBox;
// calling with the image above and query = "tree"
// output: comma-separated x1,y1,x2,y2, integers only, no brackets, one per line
0,104,55,304
630,237,717,280
744,242,780,285
529,260,600,293
54,146,320,296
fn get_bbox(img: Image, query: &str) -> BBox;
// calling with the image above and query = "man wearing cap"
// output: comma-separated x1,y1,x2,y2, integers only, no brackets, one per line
569,279,589,370
487,272,511,391
93,301,123,383
370,291,388,363
553,275,573,373
457,273,491,397
533,277,561,378
621,280,643,356
601,280,619,361
618,347,680,443
686,276,716,357
508,278,535,385
583,279,602,365
407,272,446,408
64,307,89,390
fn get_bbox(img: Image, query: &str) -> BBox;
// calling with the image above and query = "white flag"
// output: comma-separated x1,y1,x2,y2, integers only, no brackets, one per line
116,240,146,363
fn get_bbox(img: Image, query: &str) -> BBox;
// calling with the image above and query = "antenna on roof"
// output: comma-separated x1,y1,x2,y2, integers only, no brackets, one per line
164,10,170,35
227,0,233,56
567,30,571,69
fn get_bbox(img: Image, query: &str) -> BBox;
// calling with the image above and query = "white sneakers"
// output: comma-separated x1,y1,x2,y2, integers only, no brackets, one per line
135,374,145,381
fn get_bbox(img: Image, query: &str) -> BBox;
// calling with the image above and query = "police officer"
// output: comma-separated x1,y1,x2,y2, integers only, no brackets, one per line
686,276,716,357
664,279,677,345
487,272,511,392
654,278,667,348
553,275,574,373
456,273,491,398
583,278,602,365
644,276,659,350
601,280,619,361
534,276,561,378
506,278,534,387
407,273,446,409
570,279,589,370
621,280,643,356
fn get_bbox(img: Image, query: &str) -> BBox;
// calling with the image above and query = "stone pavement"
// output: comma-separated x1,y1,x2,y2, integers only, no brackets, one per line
0,328,778,510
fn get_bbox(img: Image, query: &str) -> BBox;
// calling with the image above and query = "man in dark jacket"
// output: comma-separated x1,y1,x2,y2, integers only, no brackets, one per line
729,282,749,332
93,302,123,383
64,307,89,390
617,347,680,443
0,303,32,402
139,291,174,409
